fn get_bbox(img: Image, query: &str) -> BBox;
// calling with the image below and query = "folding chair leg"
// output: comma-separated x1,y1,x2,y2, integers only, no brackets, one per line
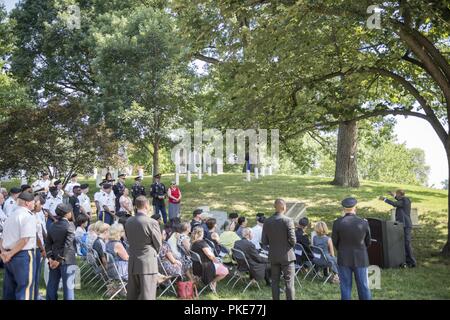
226,272,238,287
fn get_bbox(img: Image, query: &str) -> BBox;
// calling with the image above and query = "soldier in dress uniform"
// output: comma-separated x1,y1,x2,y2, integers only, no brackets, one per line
64,174,80,197
78,184,92,221
113,174,126,212
31,172,51,194
53,180,64,198
149,173,167,224
43,187,63,231
3,188,21,218
131,176,146,205
0,191,37,300
97,183,116,225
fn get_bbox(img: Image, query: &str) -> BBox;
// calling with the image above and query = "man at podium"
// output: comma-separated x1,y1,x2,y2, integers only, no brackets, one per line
379,190,416,268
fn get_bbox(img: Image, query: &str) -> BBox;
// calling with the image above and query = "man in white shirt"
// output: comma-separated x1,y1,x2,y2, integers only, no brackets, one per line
251,214,265,250
78,184,92,220
53,179,65,198
64,173,80,197
3,188,21,218
97,183,116,225
31,172,51,194
43,187,63,230
0,191,37,300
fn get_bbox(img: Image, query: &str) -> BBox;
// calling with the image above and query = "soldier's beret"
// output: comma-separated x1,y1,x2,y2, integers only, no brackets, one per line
55,203,73,217
342,197,358,208
42,172,49,176
80,184,89,190
103,183,112,189
118,173,126,178
153,173,161,178
10,187,21,194
20,184,32,192
18,191,35,202
71,173,78,178
54,180,62,186
135,176,142,181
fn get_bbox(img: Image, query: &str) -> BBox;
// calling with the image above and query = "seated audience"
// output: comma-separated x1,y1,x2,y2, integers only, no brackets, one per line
222,212,239,232
219,221,241,264
205,218,217,241
75,214,89,255
313,221,339,283
190,209,203,231
176,222,194,281
86,221,99,249
191,227,229,293
234,228,271,286
159,228,183,278
151,213,162,224
295,217,314,260
106,223,129,281
235,216,248,239
92,222,110,267
250,214,265,250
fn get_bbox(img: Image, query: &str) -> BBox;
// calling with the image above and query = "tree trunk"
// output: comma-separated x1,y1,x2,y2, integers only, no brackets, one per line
331,120,360,188
152,139,160,176
441,149,450,256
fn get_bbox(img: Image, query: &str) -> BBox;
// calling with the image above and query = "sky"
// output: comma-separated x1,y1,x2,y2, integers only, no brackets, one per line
2,0,448,188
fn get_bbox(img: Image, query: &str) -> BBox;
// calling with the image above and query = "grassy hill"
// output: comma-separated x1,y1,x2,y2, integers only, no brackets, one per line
1,173,449,299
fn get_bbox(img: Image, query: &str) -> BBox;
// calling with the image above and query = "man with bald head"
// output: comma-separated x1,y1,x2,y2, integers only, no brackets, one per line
262,199,296,300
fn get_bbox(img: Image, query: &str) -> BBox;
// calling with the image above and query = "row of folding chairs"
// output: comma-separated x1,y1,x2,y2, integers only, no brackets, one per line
294,243,334,285
77,241,128,300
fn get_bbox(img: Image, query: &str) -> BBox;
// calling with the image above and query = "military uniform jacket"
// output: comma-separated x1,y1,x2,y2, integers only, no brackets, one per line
131,183,146,199
45,218,77,265
150,182,166,206
332,214,371,268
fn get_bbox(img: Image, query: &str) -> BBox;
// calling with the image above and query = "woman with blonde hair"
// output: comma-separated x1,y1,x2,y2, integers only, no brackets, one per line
191,226,229,293
312,221,339,283
106,223,129,280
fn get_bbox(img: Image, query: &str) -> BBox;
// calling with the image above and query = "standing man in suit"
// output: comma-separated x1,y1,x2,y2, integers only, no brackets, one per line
262,199,296,300
379,190,416,267
45,203,77,300
332,197,372,300
125,196,162,300
234,228,271,286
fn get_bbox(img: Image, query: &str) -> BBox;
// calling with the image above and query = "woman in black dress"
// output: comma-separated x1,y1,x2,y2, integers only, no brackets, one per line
190,227,228,293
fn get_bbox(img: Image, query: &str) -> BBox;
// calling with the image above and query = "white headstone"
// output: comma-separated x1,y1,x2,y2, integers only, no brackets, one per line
198,169,202,180
187,170,191,183
254,167,259,179
20,170,27,185
261,167,266,177
246,170,251,182
268,166,273,175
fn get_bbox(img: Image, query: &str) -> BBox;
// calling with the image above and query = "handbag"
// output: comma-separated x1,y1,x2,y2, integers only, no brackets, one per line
177,280,198,299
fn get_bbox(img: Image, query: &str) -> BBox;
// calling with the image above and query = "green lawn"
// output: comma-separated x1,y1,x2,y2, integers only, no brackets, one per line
1,173,449,299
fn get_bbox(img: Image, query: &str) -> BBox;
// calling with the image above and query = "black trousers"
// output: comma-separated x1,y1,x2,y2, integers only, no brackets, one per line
404,227,416,266
270,261,295,300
